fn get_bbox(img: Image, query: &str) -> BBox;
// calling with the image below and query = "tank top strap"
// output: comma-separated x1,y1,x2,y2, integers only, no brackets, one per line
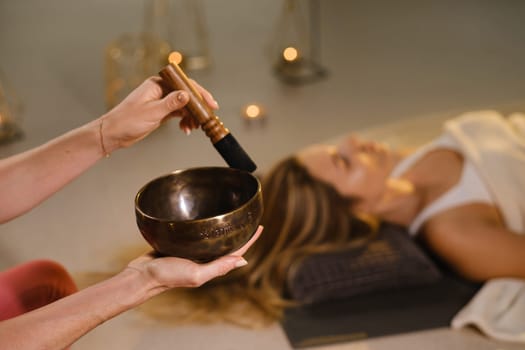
389,133,494,236
408,160,494,235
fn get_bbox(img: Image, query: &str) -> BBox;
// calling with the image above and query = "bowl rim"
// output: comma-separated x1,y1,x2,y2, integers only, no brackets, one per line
134,166,262,224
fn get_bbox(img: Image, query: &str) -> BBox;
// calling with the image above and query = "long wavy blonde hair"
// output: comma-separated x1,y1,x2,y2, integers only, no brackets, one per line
114,156,374,328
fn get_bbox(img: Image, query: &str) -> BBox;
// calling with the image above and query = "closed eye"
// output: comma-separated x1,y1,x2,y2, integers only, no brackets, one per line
331,152,350,170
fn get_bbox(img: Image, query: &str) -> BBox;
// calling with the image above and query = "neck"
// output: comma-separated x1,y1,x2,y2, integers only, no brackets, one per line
373,178,423,226
371,148,424,227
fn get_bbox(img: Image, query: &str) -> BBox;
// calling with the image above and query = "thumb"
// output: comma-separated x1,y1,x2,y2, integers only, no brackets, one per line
196,256,248,284
154,90,189,116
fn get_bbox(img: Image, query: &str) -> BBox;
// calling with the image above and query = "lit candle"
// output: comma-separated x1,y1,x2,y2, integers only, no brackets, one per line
282,46,300,62
242,103,266,125
276,45,306,76
245,104,262,119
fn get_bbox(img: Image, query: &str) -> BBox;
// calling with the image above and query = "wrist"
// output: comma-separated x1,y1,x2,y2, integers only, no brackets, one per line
117,266,166,306
97,114,121,156
98,118,111,157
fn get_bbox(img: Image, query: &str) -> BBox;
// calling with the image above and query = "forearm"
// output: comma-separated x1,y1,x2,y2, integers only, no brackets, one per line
0,118,107,223
0,76,203,223
0,268,161,350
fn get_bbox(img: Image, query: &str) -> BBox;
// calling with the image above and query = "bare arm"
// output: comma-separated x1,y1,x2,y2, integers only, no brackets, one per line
0,120,108,223
0,77,216,223
0,227,261,350
423,206,525,281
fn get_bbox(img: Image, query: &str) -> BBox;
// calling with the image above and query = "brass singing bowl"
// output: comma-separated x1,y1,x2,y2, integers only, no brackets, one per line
135,167,263,262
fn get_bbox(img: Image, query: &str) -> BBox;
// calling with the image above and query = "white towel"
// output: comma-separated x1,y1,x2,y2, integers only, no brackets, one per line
444,111,525,233
451,278,525,343
434,111,525,343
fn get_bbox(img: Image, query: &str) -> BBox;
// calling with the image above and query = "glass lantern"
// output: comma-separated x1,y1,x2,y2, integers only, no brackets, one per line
271,0,326,84
144,0,211,71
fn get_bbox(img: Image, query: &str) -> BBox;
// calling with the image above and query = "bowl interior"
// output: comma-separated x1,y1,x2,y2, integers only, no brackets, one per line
136,167,259,222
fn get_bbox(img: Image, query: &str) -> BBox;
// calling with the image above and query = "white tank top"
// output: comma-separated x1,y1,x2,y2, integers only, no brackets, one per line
390,133,495,235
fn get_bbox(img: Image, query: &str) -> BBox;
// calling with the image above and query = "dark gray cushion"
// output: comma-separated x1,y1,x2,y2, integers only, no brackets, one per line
287,224,443,304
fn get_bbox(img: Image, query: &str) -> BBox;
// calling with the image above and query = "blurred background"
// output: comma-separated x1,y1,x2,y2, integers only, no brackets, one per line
1,1,525,349
2,0,525,170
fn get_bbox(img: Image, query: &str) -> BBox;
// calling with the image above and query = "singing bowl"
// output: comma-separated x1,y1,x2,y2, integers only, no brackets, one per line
135,167,263,262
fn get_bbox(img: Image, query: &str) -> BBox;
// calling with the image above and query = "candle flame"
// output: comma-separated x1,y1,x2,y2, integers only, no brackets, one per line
245,104,261,118
283,47,299,62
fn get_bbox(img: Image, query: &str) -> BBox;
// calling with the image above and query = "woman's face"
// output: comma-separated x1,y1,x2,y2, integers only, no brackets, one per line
297,136,394,204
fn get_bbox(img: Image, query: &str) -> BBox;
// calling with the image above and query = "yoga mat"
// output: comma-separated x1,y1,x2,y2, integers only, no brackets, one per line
281,273,480,348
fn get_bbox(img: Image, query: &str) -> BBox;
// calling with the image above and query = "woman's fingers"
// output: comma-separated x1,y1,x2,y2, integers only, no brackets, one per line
190,79,219,110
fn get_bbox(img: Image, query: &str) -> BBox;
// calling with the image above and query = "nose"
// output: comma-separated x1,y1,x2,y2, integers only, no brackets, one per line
337,135,357,156
339,135,384,155
340,135,369,151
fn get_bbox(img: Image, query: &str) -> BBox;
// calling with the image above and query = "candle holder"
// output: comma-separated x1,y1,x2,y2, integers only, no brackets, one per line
144,0,211,71
241,103,267,128
104,33,170,109
271,0,326,84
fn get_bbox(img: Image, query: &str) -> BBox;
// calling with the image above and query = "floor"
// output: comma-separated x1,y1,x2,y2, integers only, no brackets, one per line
1,1,525,349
